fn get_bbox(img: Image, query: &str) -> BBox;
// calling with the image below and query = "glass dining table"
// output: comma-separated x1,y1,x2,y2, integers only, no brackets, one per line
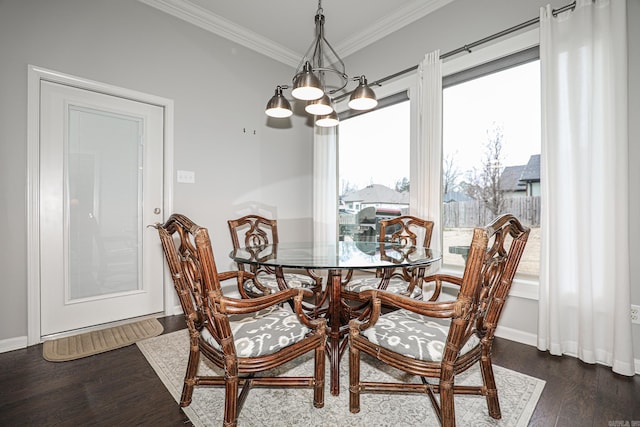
230,239,441,396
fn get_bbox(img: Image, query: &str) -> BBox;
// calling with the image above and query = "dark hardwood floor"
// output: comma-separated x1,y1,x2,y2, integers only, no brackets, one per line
1,315,638,426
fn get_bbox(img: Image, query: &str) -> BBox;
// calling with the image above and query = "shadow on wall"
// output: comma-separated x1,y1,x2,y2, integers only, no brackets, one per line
230,201,278,220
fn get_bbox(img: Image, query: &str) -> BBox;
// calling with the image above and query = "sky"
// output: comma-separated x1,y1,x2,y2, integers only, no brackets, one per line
443,60,541,176
339,101,410,191
339,60,541,193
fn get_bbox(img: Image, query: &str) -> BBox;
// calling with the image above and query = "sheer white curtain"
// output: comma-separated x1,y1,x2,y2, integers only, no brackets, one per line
413,50,443,256
312,125,338,242
538,0,634,375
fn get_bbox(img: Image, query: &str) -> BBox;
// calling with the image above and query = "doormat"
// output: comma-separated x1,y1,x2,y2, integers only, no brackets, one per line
43,318,163,362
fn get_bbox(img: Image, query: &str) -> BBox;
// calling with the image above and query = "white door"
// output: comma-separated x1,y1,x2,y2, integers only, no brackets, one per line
39,80,164,336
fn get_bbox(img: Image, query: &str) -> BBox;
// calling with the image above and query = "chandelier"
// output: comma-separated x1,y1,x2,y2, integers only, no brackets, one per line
265,0,378,127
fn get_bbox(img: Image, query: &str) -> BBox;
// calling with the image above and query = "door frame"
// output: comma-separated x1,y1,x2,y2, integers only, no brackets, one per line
27,65,175,345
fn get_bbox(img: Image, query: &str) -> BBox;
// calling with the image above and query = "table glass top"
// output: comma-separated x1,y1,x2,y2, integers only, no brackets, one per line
229,240,441,270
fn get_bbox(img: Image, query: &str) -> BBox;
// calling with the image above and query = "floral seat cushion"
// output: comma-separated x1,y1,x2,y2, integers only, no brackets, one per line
345,277,423,299
244,272,316,294
360,308,479,362
201,305,311,358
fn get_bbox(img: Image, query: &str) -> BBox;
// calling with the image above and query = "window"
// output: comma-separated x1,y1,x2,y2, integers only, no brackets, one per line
338,96,410,241
442,54,541,277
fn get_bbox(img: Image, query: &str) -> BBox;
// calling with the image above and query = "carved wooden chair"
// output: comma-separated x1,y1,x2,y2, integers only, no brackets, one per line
348,214,529,427
155,214,326,427
343,215,434,301
228,215,323,299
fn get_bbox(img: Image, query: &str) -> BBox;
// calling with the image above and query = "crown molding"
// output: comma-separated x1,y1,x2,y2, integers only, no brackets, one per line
337,0,455,57
138,0,300,67
138,0,453,68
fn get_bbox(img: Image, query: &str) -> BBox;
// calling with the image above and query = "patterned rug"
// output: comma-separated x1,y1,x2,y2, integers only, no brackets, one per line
138,329,544,427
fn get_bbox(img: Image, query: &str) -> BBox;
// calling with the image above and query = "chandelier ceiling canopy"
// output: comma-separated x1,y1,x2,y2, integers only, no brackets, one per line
265,0,378,127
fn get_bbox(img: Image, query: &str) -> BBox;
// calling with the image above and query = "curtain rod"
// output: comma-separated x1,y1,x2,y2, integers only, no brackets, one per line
334,1,576,102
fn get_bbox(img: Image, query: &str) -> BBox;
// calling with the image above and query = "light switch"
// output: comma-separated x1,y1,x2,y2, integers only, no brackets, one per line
177,170,195,183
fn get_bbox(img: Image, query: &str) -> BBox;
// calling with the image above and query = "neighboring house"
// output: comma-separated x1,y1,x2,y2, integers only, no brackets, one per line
500,165,527,198
520,154,541,196
499,154,541,197
341,184,409,212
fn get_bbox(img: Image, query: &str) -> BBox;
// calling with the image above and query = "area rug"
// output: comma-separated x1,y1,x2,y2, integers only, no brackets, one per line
43,318,163,362
138,329,545,427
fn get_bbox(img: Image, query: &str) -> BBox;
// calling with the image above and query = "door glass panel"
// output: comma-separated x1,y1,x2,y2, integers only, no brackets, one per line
68,106,142,300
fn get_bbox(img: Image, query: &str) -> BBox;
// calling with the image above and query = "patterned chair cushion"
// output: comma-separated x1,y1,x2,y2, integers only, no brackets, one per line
201,305,311,358
360,308,479,362
244,272,316,294
345,277,423,299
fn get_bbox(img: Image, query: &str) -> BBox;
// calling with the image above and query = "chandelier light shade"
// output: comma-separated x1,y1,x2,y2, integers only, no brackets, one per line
265,86,293,118
291,62,324,101
305,93,334,115
348,76,378,111
265,0,377,127
315,110,339,128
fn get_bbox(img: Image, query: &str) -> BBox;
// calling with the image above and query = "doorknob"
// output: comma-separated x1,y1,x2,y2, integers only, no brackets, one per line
154,208,161,214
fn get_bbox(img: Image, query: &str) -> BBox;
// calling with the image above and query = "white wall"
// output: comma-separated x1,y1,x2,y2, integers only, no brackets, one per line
0,0,312,342
342,0,640,361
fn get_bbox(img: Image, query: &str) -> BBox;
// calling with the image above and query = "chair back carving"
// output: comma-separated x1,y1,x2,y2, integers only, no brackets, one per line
379,215,434,248
155,213,227,351
228,215,278,276
476,213,530,342
443,214,530,364
228,215,279,249
377,215,435,286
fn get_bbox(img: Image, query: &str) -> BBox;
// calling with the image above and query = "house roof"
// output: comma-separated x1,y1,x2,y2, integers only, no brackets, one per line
500,165,527,192
520,154,541,182
499,154,541,191
342,184,409,205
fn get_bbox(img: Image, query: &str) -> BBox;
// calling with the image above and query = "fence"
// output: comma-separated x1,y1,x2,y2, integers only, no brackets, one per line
442,196,540,228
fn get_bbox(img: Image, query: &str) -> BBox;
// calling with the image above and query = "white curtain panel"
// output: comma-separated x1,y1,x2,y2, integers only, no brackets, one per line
313,125,338,243
413,50,443,256
537,0,634,375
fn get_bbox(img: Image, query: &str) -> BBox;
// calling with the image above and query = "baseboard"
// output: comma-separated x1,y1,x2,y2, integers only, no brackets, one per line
170,304,183,316
495,325,538,347
0,335,28,354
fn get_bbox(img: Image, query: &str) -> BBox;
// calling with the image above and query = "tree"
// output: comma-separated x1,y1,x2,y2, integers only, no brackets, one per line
395,177,410,192
443,153,461,195
340,180,359,197
463,123,505,216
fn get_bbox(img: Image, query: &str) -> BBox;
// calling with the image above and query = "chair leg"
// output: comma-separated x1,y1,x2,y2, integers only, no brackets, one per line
439,362,456,427
480,356,501,419
224,375,239,427
180,346,200,407
314,343,325,408
349,343,360,413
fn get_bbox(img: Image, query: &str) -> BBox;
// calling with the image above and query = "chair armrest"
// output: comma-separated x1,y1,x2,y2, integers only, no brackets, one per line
215,287,324,331
217,286,308,313
366,288,460,318
422,273,463,301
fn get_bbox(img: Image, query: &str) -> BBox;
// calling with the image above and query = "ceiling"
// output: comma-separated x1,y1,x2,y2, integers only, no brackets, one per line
139,0,455,67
